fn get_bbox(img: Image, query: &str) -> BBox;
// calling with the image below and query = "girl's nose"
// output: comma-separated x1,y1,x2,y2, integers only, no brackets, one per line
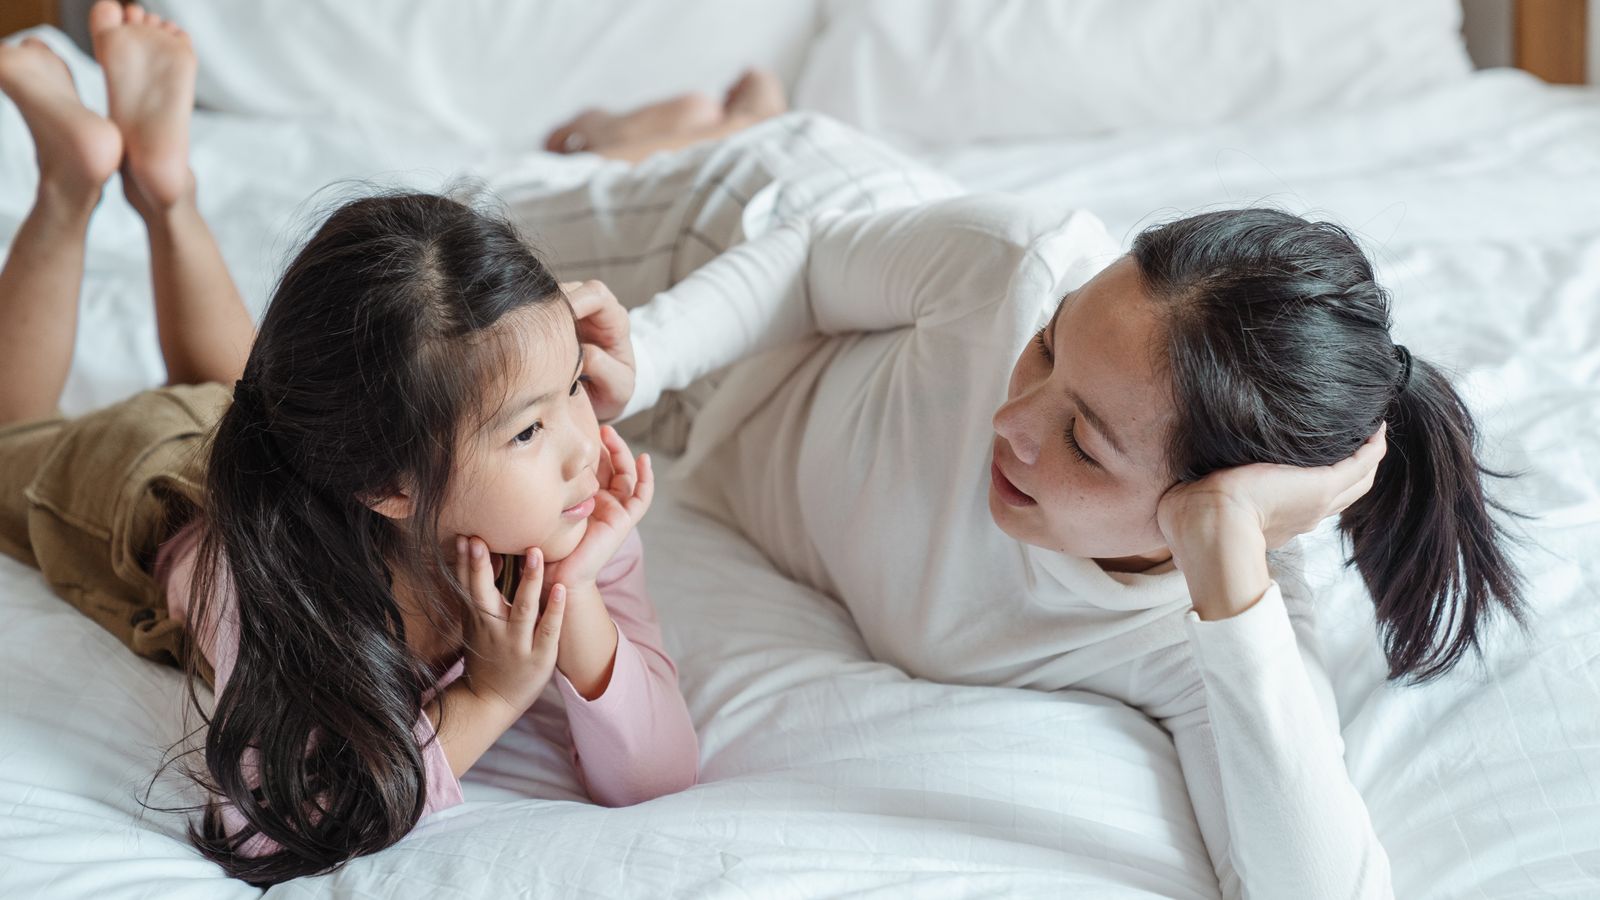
565,424,598,482
993,397,1042,466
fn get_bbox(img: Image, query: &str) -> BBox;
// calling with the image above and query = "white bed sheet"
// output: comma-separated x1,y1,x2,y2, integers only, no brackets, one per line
1,31,1596,898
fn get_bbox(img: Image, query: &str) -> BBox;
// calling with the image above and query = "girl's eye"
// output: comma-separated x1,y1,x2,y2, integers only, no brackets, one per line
570,375,589,397
1033,327,1053,362
1066,418,1101,468
514,421,544,445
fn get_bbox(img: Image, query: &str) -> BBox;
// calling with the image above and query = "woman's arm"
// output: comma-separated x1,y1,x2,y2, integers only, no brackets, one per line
618,195,1115,420
1166,528,1394,898
1154,429,1393,897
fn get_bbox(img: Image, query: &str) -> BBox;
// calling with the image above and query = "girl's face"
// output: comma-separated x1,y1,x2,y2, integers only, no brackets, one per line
989,256,1180,569
439,306,601,563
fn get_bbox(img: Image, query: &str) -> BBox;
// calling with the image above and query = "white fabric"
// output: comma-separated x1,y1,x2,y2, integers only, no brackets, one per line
139,0,822,148
793,0,1473,146
0,29,1597,900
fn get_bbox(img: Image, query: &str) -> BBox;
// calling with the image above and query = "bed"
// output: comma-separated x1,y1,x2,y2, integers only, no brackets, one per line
1,2,1597,897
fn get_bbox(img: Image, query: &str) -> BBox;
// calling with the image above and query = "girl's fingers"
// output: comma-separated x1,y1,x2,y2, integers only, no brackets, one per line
455,535,473,605
511,547,545,625
627,453,655,517
467,537,504,619
602,426,637,496
532,584,567,662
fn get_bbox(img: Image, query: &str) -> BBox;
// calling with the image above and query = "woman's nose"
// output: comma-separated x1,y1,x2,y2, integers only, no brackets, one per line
993,397,1042,466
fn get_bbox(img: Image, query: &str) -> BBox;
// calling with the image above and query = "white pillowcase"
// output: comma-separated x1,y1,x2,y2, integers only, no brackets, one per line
792,0,1474,146
143,0,822,148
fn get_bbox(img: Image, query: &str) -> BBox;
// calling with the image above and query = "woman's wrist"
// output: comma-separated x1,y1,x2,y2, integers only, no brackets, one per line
1166,501,1272,621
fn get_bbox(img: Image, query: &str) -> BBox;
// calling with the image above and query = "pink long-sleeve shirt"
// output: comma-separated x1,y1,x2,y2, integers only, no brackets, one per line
157,525,698,856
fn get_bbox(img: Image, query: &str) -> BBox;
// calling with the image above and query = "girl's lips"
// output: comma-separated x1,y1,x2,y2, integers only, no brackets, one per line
991,459,1037,508
561,495,597,520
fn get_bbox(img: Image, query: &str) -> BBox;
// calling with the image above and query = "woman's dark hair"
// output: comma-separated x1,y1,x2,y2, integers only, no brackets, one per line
181,192,565,884
1132,208,1525,683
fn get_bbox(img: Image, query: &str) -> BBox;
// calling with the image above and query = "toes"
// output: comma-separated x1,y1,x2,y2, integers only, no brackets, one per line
146,12,164,27
546,126,587,154
88,0,122,34
124,4,147,25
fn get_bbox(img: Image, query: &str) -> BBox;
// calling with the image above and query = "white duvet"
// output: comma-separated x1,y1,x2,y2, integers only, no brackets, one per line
1,31,1596,898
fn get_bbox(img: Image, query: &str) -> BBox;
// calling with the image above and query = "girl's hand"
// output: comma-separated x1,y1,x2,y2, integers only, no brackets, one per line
564,280,636,422
456,535,567,715
1156,426,1386,620
545,424,655,589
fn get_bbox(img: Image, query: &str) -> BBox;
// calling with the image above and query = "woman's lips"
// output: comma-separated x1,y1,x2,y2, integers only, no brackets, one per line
561,494,597,520
990,459,1037,508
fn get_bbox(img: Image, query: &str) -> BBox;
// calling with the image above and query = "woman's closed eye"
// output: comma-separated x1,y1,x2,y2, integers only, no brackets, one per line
1035,328,1101,467
1066,418,1100,468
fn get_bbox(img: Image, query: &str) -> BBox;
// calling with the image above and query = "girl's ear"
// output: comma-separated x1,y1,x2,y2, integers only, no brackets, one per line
364,483,415,520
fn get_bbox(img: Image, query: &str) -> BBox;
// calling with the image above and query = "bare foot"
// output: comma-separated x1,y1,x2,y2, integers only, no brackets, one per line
545,92,722,155
0,37,122,198
722,69,787,122
89,0,196,212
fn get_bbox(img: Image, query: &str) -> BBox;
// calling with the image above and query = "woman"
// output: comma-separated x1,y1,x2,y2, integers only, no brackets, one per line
503,106,1522,898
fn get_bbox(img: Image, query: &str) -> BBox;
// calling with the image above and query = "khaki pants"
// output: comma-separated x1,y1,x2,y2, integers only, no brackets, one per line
0,382,231,672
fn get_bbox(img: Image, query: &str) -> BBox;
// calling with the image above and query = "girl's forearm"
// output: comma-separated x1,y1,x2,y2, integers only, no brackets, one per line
555,582,619,700
424,681,524,779
1167,505,1273,621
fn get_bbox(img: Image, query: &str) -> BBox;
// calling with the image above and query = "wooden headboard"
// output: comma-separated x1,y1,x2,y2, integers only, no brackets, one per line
0,0,1592,85
0,0,58,40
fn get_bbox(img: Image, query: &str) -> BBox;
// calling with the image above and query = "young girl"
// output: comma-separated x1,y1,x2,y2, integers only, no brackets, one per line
494,106,1524,898
0,3,696,886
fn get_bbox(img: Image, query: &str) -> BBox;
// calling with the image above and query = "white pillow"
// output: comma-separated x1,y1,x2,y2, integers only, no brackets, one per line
792,0,1474,146
143,0,822,148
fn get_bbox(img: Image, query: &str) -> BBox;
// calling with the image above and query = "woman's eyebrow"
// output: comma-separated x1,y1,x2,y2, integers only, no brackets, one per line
1049,292,1127,458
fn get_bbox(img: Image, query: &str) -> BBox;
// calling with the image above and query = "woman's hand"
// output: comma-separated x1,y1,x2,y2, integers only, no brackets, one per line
564,280,636,422
1156,425,1387,619
545,424,655,590
456,535,567,715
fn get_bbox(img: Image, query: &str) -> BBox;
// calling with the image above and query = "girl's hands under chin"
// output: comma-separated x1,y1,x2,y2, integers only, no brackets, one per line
564,280,636,422
456,535,567,716
545,424,654,590
1155,425,1387,619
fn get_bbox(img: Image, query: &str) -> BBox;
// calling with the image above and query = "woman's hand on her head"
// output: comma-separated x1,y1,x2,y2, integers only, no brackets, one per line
1158,424,1387,554
1156,425,1386,620
546,424,655,590
456,535,567,716
564,280,636,422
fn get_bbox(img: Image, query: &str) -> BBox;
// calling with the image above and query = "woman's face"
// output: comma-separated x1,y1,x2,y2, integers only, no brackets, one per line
989,256,1179,568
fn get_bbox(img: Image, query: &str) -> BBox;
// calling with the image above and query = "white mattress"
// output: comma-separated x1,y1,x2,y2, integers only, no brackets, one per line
1,31,1597,898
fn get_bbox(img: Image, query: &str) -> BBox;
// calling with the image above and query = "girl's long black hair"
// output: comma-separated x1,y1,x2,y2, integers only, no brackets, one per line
179,192,563,884
1132,208,1525,682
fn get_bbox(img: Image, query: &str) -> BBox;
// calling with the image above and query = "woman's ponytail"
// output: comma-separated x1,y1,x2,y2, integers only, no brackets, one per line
1340,350,1527,682
1133,208,1527,685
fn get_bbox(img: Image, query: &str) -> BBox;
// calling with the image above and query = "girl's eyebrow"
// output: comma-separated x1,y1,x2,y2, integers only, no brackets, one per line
494,344,585,430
